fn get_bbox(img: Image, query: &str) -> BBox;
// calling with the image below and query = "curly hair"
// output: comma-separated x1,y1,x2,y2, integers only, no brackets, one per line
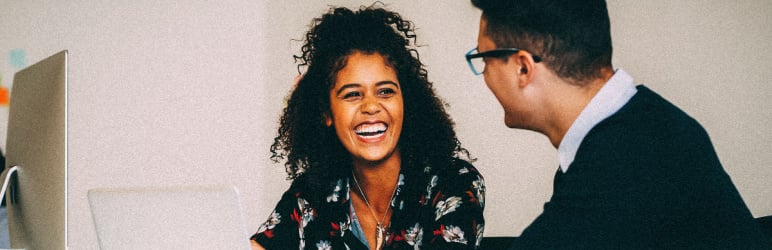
270,4,470,204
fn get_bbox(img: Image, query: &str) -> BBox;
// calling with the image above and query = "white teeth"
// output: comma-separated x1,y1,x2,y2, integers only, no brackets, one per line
355,123,387,136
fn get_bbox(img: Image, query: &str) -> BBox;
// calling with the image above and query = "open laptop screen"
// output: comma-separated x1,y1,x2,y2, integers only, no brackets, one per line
88,185,250,250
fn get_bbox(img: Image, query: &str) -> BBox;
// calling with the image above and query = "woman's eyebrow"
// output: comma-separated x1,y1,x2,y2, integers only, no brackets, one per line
335,83,361,96
376,80,400,89
335,80,399,96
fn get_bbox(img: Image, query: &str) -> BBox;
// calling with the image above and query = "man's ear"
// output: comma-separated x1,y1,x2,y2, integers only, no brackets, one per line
515,51,537,87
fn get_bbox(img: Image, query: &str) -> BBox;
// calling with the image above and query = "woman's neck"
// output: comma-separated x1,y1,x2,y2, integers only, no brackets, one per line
351,150,401,213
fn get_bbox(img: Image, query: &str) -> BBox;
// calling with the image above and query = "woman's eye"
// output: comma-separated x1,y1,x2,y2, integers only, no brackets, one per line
378,88,396,96
342,91,362,100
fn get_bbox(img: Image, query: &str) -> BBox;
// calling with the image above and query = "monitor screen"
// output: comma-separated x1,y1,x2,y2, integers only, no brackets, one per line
4,50,67,249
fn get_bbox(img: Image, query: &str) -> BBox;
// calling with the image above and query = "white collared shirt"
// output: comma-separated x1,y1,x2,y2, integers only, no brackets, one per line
557,69,638,173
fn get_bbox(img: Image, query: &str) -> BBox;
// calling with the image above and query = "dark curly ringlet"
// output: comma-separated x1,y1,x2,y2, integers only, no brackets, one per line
270,4,471,204
472,0,613,85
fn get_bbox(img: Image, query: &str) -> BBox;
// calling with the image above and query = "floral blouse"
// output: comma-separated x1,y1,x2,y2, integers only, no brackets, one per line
251,159,485,249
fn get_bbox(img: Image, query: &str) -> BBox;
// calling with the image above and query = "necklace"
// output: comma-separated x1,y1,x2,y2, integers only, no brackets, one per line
351,170,399,250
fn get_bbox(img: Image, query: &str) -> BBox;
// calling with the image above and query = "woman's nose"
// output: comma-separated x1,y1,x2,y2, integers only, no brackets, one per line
360,96,381,115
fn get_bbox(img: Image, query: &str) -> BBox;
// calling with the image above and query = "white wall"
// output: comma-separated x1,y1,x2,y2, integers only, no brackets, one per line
0,1,770,249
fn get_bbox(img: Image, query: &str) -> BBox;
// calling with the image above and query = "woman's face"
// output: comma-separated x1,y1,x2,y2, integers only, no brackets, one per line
326,52,404,166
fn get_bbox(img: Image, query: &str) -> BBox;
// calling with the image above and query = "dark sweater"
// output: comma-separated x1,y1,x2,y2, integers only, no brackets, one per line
510,86,770,249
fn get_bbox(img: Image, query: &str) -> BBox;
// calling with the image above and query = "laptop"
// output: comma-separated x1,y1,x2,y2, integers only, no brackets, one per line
87,185,251,250
3,50,68,250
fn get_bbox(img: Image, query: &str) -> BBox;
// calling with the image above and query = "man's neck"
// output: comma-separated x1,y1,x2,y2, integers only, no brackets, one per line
543,69,614,147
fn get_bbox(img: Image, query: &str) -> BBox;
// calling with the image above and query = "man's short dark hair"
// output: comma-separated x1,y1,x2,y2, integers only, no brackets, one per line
472,0,613,85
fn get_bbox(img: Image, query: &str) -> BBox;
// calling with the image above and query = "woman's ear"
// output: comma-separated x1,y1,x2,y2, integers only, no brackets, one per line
324,113,333,127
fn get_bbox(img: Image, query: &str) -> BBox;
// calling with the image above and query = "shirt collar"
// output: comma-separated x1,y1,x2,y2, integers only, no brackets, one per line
557,69,637,173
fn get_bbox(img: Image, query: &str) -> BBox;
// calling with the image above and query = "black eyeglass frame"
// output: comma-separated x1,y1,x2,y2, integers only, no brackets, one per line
465,47,542,75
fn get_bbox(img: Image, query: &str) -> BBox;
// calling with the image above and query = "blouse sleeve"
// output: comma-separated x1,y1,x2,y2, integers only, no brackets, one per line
250,189,307,249
426,161,486,249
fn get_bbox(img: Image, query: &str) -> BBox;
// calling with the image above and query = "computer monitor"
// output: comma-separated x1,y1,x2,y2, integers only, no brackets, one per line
3,50,67,249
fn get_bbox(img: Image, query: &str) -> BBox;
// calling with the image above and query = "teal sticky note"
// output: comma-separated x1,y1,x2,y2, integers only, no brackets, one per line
10,49,26,69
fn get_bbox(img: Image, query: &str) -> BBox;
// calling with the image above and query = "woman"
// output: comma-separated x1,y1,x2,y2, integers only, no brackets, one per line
252,5,485,249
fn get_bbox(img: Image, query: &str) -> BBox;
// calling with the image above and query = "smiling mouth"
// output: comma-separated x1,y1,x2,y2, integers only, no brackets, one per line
354,123,388,138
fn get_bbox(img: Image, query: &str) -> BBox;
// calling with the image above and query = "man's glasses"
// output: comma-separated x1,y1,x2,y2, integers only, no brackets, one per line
465,47,542,75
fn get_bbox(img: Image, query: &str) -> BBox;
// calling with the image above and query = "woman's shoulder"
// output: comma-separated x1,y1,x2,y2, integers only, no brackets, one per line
419,158,486,218
282,174,350,202
427,158,484,190
434,158,482,178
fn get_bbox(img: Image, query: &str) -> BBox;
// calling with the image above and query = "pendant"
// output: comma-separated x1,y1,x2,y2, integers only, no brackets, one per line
375,223,385,250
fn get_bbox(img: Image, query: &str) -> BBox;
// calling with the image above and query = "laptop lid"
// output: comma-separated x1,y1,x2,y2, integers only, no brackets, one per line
4,50,68,250
87,185,251,250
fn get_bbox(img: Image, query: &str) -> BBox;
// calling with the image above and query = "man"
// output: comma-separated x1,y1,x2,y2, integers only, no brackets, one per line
466,0,770,248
